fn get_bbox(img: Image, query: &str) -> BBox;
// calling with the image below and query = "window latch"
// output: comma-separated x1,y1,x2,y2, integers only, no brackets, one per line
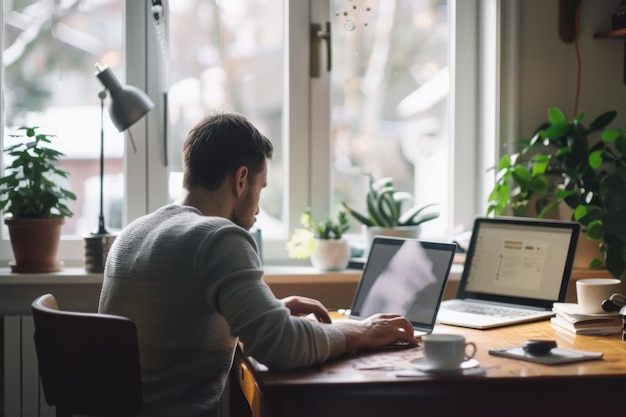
310,22,331,78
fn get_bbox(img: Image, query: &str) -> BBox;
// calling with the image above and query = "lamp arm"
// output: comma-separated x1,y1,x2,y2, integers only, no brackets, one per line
96,90,109,235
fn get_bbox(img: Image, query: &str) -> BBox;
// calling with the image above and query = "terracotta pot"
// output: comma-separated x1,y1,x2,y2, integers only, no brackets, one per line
5,218,64,273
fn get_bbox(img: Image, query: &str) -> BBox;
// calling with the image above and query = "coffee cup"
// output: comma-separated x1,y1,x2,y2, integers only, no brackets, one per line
576,278,622,314
421,334,476,370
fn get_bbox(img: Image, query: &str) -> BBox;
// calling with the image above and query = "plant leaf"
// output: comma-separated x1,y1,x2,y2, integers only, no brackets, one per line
530,154,549,176
529,175,549,194
588,150,604,169
602,128,621,143
586,220,605,241
342,202,374,227
399,203,439,225
589,110,617,132
547,107,566,124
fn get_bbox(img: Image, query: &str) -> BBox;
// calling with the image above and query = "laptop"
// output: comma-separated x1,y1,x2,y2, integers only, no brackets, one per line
436,216,580,329
346,236,457,336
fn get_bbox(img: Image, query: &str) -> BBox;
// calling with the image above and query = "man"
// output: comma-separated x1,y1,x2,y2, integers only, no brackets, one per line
98,112,417,416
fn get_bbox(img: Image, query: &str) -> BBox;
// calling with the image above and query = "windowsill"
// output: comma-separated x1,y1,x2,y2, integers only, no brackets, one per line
0,265,366,284
0,267,104,284
0,253,469,283
0,264,465,283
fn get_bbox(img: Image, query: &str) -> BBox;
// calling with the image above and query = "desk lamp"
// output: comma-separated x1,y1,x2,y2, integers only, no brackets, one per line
84,64,155,273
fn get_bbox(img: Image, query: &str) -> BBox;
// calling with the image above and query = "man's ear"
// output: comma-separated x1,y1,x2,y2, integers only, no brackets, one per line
233,166,249,197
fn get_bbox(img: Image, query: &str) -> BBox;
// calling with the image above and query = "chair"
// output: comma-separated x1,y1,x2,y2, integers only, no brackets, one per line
31,293,142,417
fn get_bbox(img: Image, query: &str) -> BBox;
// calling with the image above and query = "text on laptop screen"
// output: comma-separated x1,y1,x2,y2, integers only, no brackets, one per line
351,239,454,327
464,222,575,300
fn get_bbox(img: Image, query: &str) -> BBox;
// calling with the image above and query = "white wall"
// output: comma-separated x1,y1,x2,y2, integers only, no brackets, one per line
516,0,625,141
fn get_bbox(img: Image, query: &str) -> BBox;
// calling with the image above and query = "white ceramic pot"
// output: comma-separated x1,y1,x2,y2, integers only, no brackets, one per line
310,239,351,271
362,225,421,258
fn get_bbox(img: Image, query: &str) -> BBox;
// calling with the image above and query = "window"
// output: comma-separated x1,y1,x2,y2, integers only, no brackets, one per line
1,0,485,266
2,0,127,235
300,0,484,260
166,0,286,239
327,0,450,238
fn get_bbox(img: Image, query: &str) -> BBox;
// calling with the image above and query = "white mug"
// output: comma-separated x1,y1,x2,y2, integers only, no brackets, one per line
421,334,476,370
576,278,622,314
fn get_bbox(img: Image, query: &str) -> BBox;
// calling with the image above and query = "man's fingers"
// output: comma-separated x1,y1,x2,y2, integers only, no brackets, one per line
315,310,332,323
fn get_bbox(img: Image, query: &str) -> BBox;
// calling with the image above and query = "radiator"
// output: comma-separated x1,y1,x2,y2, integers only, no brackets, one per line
3,315,54,417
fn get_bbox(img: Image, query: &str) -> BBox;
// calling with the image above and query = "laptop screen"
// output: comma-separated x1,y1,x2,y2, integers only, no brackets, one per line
349,237,456,332
458,217,580,308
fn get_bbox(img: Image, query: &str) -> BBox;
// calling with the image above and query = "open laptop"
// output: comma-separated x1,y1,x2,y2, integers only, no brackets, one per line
436,216,580,329
345,236,457,336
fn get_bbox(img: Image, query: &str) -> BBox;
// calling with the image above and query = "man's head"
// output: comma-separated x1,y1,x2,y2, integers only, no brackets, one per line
182,112,274,229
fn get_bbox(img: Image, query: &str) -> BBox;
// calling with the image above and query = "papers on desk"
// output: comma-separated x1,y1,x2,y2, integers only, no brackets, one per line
550,303,622,335
321,347,490,377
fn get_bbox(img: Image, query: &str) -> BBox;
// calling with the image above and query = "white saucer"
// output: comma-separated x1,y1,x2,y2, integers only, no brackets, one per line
410,357,480,374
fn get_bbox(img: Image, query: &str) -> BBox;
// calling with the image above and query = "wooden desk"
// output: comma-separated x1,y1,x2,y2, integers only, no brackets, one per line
234,319,626,417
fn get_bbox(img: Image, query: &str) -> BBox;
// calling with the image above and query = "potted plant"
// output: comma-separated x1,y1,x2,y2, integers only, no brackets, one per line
341,174,440,255
286,208,351,271
487,107,626,278
0,126,76,272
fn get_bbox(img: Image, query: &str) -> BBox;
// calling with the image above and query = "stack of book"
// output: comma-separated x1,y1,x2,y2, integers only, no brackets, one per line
551,303,622,335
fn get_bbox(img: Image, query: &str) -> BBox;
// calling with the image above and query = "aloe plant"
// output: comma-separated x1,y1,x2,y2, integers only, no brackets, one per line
341,174,439,228
0,126,76,219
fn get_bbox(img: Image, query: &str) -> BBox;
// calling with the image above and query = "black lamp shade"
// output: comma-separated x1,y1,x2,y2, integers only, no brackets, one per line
95,65,155,132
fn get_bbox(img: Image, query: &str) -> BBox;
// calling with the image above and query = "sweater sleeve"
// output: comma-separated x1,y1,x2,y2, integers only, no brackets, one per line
200,225,347,370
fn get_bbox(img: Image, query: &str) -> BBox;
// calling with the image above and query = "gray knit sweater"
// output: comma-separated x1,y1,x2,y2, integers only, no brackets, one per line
98,205,346,416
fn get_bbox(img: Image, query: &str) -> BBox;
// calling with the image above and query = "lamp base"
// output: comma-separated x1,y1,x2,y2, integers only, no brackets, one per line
84,234,117,273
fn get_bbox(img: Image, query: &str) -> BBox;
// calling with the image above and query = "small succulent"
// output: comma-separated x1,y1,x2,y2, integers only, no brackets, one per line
286,208,350,259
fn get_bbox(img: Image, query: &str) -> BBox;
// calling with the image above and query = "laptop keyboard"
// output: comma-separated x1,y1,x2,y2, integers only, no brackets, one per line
445,301,538,318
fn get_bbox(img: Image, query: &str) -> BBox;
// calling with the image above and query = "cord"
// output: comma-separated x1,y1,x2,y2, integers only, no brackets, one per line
573,4,581,117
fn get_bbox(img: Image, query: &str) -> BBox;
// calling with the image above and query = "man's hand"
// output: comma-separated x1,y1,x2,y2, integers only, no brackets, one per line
281,296,332,323
334,313,418,350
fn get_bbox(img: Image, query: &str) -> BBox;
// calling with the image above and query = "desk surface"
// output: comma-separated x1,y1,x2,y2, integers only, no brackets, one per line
235,318,626,417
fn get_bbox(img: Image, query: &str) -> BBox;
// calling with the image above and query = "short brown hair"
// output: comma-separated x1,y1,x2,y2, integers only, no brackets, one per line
182,112,274,190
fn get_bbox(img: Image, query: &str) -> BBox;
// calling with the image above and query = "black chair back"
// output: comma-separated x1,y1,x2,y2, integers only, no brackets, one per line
31,293,142,417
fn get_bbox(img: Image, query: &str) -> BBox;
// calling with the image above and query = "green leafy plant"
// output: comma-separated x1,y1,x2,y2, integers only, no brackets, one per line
286,208,350,259
487,107,626,277
0,126,76,219
341,174,439,228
